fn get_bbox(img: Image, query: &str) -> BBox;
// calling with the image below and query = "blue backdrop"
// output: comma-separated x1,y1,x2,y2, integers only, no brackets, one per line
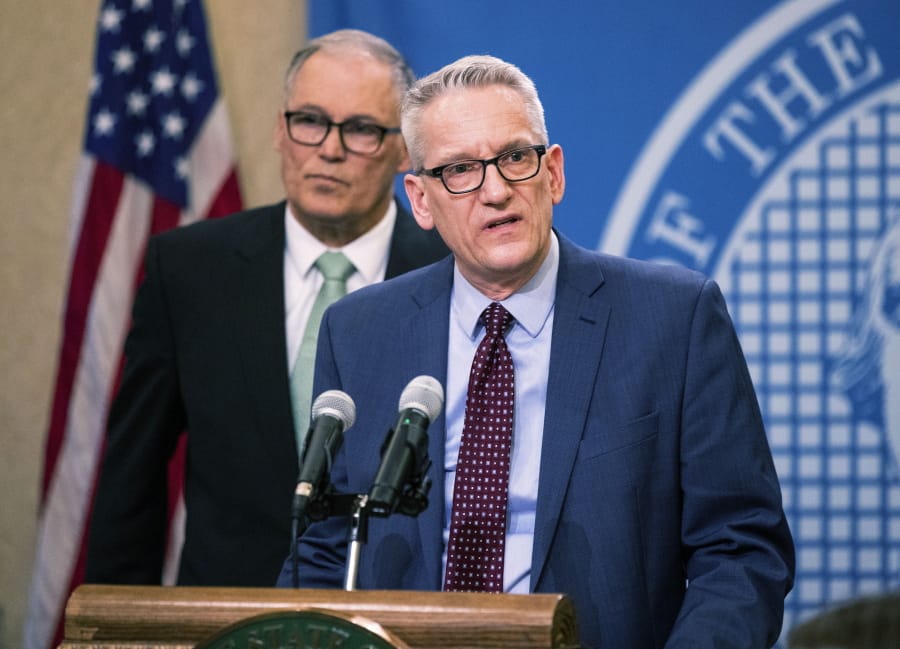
311,0,900,643
312,0,794,249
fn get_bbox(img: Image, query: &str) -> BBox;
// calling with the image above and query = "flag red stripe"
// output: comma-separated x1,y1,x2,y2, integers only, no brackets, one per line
150,196,183,236
41,161,124,502
167,436,188,527
206,169,243,218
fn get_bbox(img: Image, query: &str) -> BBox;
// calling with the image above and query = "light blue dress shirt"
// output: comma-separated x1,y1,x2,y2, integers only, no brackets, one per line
442,233,559,593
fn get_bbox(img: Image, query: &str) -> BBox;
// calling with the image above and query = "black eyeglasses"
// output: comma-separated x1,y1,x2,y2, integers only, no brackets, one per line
284,110,401,155
417,144,548,194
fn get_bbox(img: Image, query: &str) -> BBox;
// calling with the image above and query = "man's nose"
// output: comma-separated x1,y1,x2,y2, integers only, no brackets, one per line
318,124,347,159
479,162,512,202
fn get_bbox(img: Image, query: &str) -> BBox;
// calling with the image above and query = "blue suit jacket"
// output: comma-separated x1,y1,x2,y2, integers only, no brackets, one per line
281,234,794,649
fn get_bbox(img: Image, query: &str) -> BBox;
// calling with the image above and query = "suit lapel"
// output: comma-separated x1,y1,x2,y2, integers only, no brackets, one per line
531,236,610,588
229,203,299,465
408,258,454,589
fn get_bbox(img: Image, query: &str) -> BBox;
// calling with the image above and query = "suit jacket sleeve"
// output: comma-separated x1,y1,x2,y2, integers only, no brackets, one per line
666,278,794,648
85,236,185,584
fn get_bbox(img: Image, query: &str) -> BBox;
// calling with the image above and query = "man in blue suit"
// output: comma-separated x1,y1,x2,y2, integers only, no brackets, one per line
279,54,794,649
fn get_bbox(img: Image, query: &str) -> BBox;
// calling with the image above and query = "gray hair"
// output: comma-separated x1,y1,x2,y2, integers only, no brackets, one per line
283,29,415,107
401,55,548,171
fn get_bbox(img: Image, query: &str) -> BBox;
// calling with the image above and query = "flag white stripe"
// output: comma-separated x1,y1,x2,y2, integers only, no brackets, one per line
162,495,187,585
66,155,98,260
184,100,236,226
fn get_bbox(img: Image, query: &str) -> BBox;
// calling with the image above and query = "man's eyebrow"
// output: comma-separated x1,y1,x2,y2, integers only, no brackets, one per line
437,140,534,164
285,103,326,114
501,138,534,151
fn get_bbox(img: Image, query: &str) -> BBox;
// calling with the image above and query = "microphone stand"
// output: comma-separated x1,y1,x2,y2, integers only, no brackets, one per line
289,510,309,589
343,494,369,591
289,426,432,591
290,489,370,591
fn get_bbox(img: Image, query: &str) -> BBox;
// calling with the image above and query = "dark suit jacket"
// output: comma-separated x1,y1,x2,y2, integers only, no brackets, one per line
85,200,448,587
281,234,794,649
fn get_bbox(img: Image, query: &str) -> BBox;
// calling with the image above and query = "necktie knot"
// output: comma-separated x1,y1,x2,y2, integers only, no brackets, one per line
315,251,355,283
481,302,513,339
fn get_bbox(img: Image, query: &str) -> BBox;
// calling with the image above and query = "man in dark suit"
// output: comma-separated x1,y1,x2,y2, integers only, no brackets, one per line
85,30,447,587
279,55,794,648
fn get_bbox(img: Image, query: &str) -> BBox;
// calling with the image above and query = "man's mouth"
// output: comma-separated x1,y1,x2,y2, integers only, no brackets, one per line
486,216,519,229
307,173,348,186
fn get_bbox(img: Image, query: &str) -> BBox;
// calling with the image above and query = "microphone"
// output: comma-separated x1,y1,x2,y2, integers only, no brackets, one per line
368,375,444,517
292,389,356,519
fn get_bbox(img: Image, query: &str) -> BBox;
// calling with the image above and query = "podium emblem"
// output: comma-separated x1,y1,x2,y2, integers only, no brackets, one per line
198,609,410,649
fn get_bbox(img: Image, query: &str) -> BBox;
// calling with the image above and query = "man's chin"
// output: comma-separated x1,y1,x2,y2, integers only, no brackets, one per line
292,197,352,224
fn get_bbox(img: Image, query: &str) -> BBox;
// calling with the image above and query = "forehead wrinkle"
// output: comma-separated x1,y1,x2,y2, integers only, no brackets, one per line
420,88,538,166
287,51,401,124
438,139,536,167
288,104,389,124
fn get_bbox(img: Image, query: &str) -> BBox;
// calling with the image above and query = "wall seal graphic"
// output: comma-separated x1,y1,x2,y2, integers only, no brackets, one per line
601,0,900,640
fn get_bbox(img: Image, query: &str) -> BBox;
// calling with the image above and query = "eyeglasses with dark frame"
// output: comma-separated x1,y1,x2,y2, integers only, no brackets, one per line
283,110,401,155
417,144,548,194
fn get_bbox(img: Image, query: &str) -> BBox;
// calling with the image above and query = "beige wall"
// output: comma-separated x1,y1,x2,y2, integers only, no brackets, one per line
0,2,305,646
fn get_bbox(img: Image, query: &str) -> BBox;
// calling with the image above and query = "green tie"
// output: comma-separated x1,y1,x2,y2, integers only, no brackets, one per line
290,251,355,459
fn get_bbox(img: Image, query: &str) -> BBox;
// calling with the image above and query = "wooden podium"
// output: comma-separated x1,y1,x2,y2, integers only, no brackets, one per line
59,585,580,649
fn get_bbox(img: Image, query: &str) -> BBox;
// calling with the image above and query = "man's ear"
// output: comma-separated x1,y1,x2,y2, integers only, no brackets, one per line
404,174,435,230
273,109,286,152
546,144,566,205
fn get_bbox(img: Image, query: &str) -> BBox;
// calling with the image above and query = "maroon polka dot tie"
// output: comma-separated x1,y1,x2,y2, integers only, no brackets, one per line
444,302,515,592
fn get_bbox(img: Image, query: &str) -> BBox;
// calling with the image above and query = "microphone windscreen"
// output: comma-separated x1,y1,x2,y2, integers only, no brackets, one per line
399,375,444,420
311,389,356,429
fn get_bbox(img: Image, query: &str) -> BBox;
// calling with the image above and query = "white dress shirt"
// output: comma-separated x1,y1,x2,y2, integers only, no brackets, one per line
283,201,397,371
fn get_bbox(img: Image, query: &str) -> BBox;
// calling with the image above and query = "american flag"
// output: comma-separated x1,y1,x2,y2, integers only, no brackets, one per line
23,1,242,647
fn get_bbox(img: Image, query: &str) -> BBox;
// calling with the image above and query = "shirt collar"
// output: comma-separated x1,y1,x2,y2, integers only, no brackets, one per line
284,200,397,283
452,231,559,340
